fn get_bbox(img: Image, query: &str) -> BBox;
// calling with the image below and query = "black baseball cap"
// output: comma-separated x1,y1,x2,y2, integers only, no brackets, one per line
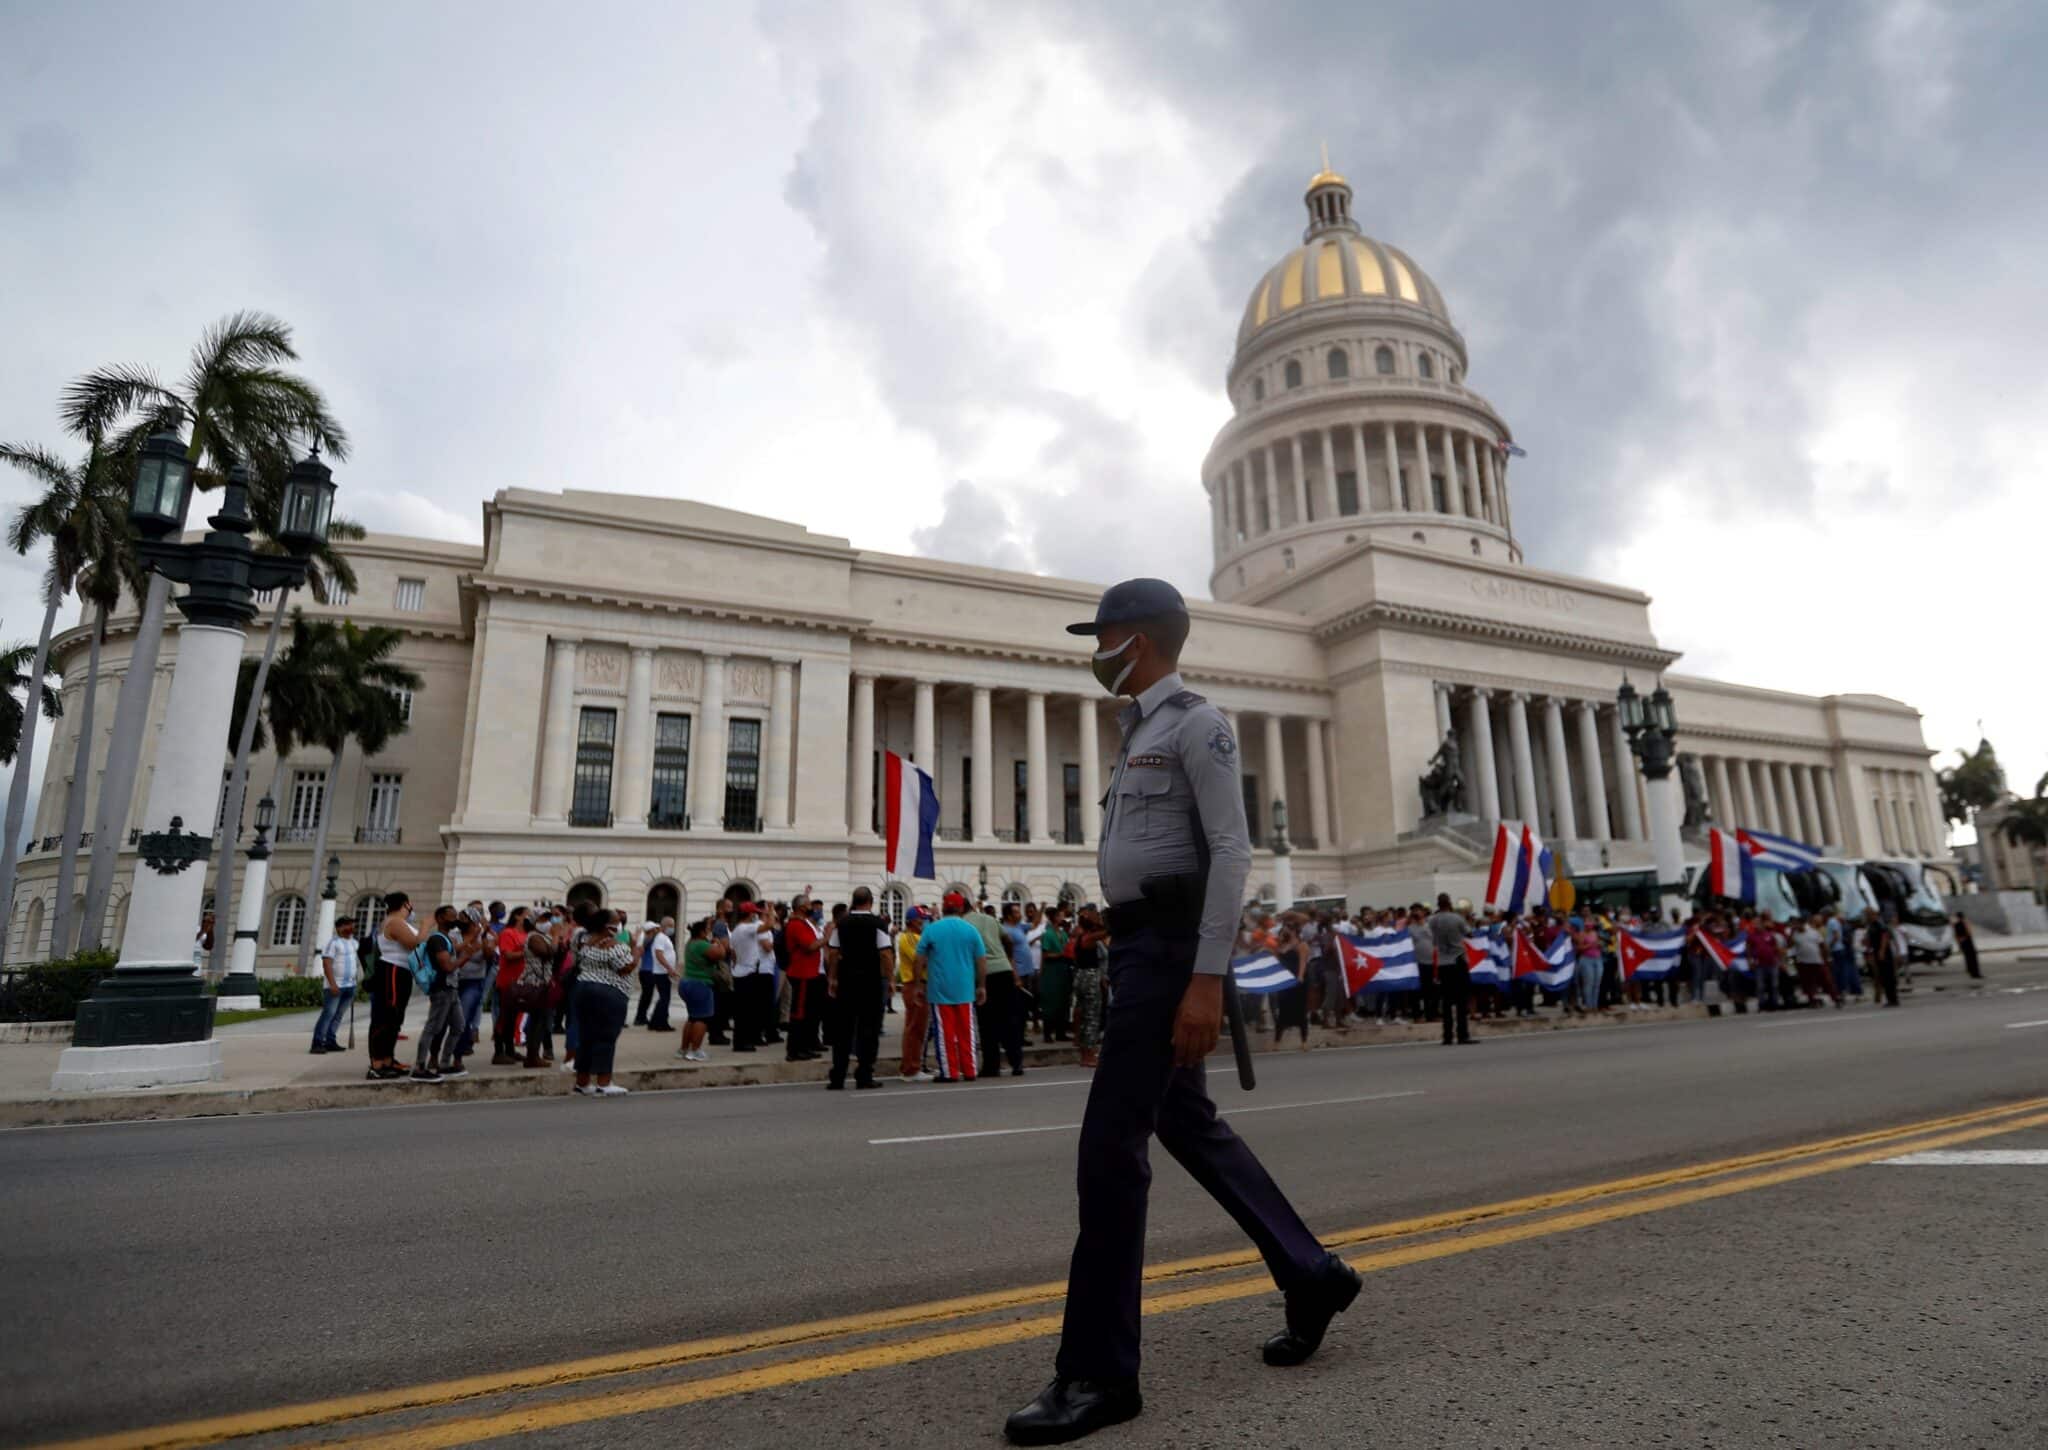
1066,577,1187,635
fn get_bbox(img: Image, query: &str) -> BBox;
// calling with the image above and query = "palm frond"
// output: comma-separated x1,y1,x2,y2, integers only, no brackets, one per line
59,365,177,442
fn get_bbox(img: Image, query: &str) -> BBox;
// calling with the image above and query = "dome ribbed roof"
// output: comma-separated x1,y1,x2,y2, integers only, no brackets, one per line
1235,167,1450,346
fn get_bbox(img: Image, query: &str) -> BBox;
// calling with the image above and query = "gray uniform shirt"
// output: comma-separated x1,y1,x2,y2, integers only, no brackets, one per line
1097,671,1250,976
1428,910,1469,965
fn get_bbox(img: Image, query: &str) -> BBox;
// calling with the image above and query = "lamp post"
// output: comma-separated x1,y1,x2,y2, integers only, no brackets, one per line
313,853,341,964
977,863,989,907
1270,797,1294,912
216,795,276,1011
1619,677,1686,914
53,437,333,1091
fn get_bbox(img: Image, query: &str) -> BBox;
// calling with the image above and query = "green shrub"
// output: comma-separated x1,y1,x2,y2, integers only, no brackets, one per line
253,976,325,1009
0,950,121,1022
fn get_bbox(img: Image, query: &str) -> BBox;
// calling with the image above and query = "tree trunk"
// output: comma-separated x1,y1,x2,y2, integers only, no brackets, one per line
0,584,64,966
79,573,173,952
50,605,106,956
295,747,342,976
207,590,291,977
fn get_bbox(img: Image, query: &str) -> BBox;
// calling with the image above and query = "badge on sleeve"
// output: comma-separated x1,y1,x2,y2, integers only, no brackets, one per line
1208,725,1237,763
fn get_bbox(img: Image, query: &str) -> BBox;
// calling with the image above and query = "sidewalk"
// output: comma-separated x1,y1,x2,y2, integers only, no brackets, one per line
0,994,1720,1128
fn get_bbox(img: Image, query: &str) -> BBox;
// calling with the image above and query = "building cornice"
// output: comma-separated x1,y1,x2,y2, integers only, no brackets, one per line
1318,599,1680,670
491,492,855,565
1206,383,1510,467
468,573,869,635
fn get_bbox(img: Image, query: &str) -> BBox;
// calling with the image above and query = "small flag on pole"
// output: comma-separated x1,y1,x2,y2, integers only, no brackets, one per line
1484,823,1552,915
1338,929,1419,995
883,750,939,881
1511,928,1576,990
1689,926,1749,974
1232,951,1298,995
1708,826,1823,902
1465,926,1511,986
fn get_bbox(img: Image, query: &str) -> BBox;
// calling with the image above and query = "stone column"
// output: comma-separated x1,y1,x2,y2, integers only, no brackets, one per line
1305,717,1330,849
1478,442,1497,522
1816,765,1843,848
1731,758,1756,828
1263,443,1280,532
1077,696,1101,847
1541,697,1577,839
1467,691,1500,822
1412,424,1433,512
850,672,877,837
1319,429,1339,519
1289,434,1309,524
1506,694,1539,828
761,660,795,830
1768,761,1798,839
1609,708,1643,841
971,685,995,844
1493,707,1518,820
1433,682,1454,741
535,638,580,822
1025,690,1051,844
912,680,936,768
1264,715,1289,836
1441,426,1464,517
1350,423,1370,511
1382,422,1402,509
1460,434,1480,518
690,652,727,831
1794,765,1822,848
614,645,655,828
1228,460,1245,542
1576,702,1610,841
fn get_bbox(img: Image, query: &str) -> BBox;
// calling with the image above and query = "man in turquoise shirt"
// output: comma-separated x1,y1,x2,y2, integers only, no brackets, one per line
916,892,988,1082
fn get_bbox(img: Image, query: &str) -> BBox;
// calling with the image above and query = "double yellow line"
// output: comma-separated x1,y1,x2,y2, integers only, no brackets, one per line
43,1095,2048,1450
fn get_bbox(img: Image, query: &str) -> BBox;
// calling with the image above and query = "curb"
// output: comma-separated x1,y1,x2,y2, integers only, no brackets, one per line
0,1004,1710,1129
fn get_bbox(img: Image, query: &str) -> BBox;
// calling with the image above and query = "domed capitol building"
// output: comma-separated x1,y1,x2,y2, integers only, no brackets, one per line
11,168,1949,960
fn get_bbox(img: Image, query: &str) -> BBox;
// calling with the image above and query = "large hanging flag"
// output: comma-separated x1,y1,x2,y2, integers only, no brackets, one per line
1708,826,1824,902
1483,823,1552,914
1338,928,1419,995
1511,927,1576,990
883,750,940,881
1738,827,1823,873
1232,950,1298,995
1464,926,1510,986
1618,927,1687,981
1690,926,1750,975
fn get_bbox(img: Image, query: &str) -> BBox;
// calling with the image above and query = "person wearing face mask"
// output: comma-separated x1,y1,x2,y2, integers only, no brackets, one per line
1004,579,1358,1447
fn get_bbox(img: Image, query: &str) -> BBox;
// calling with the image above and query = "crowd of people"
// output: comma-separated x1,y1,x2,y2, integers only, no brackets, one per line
303,883,1951,1092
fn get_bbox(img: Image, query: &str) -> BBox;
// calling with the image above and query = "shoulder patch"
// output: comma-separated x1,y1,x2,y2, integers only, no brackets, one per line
1169,690,1206,708
1206,723,1237,764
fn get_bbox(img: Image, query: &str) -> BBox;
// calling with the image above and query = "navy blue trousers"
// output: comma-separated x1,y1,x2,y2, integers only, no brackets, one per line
1055,926,1328,1381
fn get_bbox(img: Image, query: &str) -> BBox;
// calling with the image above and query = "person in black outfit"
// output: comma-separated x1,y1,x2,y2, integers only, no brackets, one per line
825,888,896,1089
1427,894,1473,1045
1954,913,1981,980
1864,910,1903,1007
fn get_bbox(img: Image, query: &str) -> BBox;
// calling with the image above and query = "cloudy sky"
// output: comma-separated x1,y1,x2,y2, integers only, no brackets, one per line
3,0,2042,833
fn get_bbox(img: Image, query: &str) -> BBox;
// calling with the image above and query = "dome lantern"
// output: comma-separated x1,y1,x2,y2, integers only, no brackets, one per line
1304,142,1358,240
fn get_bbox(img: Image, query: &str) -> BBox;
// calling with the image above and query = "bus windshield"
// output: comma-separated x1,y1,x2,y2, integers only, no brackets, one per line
1869,861,1948,924
1814,861,1875,917
1696,864,1835,919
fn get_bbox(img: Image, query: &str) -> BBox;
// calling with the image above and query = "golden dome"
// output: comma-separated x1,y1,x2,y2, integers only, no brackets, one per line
1308,166,1347,189
1235,232,1449,346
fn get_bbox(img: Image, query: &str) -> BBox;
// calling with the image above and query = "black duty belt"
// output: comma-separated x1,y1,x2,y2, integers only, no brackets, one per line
1103,899,1198,939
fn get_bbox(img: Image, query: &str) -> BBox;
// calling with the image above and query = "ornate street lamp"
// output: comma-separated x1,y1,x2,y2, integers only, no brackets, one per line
1618,675,1685,914
1270,798,1295,910
215,794,276,1011
977,862,989,905
55,443,333,1091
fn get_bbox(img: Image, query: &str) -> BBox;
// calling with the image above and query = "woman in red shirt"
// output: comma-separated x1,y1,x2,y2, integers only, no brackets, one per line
490,908,531,1065
784,898,825,1063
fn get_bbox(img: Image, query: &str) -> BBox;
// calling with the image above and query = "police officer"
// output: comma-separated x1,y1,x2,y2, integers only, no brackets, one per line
1005,579,1361,1446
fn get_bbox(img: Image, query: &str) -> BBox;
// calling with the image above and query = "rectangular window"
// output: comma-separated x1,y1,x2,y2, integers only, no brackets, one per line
327,582,351,607
1431,473,1446,513
385,685,413,723
571,707,616,826
1063,763,1081,845
394,577,426,612
1255,494,1271,533
961,755,973,840
871,750,882,834
252,587,277,606
1336,469,1359,515
214,769,236,838
1013,759,1029,842
361,772,402,843
723,718,762,831
650,712,691,828
285,768,326,841
1241,772,1261,841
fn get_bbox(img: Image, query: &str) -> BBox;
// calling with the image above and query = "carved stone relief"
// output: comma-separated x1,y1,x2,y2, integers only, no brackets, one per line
580,643,627,687
728,661,772,704
656,652,701,697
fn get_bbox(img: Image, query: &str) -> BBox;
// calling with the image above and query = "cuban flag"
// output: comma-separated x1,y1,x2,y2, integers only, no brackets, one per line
1709,826,1824,901
1464,926,1510,986
1496,439,1529,459
1739,827,1822,872
1338,928,1419,996
1511,928,1576,990
1484,823,1552,914
882,750,940,881
1690,926,1750,975
1619,927,1686,981
1233,950,1298,995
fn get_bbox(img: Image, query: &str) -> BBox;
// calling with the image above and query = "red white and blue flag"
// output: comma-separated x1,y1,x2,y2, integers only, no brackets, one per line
1484,822,1552,914
1511,928,1576,990
1339,928,1419,995
1690,926,1750,975
1464,926,1510,986
883,750,940,881
1618,927,1686,981
1708,826,1823,902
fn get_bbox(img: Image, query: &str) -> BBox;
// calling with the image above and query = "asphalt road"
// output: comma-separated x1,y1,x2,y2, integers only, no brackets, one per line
5,970,2046,1449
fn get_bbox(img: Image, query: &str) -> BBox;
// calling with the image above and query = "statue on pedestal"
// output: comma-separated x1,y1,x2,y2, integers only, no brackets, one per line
1418,730,1466,818
1680,753,1711,829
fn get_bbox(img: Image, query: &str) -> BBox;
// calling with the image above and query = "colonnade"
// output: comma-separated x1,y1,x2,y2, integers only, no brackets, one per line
1861,764,1941,858
1438,684,1638,844
1694,753,1843,851
1209,420,1506,549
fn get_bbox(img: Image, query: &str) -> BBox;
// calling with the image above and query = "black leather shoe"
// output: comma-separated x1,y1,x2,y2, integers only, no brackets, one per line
1262,1255,1361,1366
1004,1378,1142,1445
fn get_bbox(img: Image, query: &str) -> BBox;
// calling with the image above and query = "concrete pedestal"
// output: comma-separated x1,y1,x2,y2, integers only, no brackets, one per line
51,1038,224,1092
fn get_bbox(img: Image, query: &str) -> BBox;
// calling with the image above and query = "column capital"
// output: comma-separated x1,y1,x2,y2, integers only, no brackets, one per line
628,643,656,660
1509,690,1532,705
700,648,730,663
770,659,795,678
851,668,878,684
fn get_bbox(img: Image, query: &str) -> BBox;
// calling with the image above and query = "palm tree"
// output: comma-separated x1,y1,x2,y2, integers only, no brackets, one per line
0,439,128,963
55,313,351,957
289,619,417,976
0,642,63,766
1996,773,2048,854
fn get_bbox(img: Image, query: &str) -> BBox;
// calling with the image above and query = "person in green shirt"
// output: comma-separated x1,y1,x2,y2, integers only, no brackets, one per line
1038,906,1073,1043
973,901,1025,1076
675,919,720,1062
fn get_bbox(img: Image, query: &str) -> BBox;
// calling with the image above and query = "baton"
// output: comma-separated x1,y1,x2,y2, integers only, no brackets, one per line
1223,974,1256,1091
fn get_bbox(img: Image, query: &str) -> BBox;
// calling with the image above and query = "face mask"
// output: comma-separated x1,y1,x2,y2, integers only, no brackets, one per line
1091,635,1140,695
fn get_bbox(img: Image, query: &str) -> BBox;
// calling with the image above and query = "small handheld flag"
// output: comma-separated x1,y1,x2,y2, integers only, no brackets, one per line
1689,926,1750,974
1484,823,1552,915
1511,928,1576,990
1618,927,1686,981
1338,929,1419,996
1233,951,1298,995
1708,826,1824,902
883,751,940,881
1465,926,1511,986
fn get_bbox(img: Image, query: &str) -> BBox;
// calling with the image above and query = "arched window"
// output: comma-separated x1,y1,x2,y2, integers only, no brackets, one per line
270,893,307,948
1418,353,1434,380
1001,882,1029,907
1450,365,1462,385
1374,345,1395,375
1326,348,1349,380
1251,376,1265,402
645,882,682,925
879,884,910,930
567,879,607,912
1470,537,1482,556
352,894,385,936
1282,547,1297,572
1236,565,1246,587
1057,882,1083,912
22,898,44,959
720,880,756,906
1411,531,1427,544
1283,359,1303,389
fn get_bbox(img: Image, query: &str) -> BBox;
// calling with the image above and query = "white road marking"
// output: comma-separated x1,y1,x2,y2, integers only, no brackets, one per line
1876,1150,2048,1166
2004,1018,2048,1030
868,1089,1423,1145
1757,1012,1888,1029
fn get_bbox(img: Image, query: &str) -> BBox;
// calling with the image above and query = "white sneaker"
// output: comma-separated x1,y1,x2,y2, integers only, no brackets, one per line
903,1070,934,1082
573,1084,596,1096
597,1083,630,1097
691,1049,709,1062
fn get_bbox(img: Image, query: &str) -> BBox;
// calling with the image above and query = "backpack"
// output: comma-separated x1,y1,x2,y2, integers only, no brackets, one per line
357,931,382,979
409,932,449,993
